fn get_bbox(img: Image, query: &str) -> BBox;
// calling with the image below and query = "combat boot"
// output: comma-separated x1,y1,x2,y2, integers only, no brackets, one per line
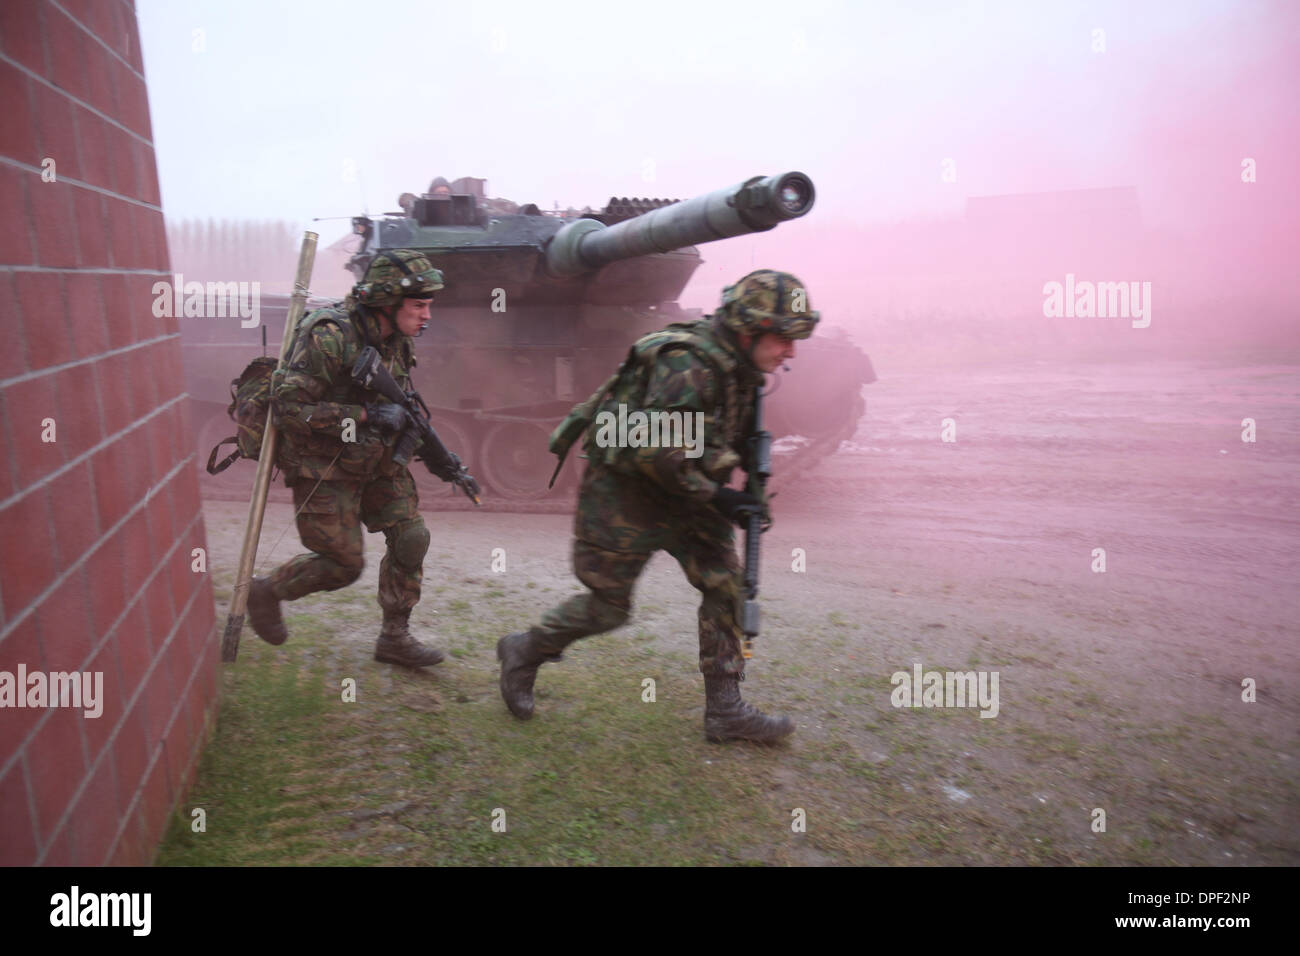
374,611,445,668
247,576,287,646
703,675,795,744
496,629,563,719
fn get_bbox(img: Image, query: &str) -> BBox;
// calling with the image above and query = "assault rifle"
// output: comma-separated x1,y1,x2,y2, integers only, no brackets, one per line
351,346,482,506
740,386,773,660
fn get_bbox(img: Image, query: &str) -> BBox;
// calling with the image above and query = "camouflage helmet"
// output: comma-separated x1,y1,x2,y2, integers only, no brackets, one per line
353,249,444,308
718,269,819,339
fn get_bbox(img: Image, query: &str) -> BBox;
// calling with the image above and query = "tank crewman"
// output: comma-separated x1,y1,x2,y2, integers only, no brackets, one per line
497,270,819,743
246,250,450,667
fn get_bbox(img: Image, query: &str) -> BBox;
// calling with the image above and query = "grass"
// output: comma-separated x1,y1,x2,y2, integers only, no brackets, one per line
162,504,1300,866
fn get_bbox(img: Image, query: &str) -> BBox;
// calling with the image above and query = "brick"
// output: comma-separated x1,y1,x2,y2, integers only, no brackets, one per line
28,174,80,268
58,0,103,38
110,699,151,835
33,566,94,673
184,601,215,667
98,348,138,425
0,0,49,75
4,371,65,488
80,34,117,120
171,467,201,528
80,636,123,763
69,753,121,865
84,524,128,635
0,396,13,509
29,74,81,184
62,273,109,361
0,614,46,746
148,466,177,546
0,762,38,865
14,270,74,371
0,273,25,383
27,706,89,845
116,68,150,144
71,105,112,192
106,195,136,271
166,540,201,619
45,6,90,103
100,2,131,67
108,804,153,866
125,272,163,340
0,486,56,614
125,273,163,344
140,543,175,653
41,818,78,865
129,343,161,420
162,697,191,792
142,664,174,749
155,402,180,484
0,62,35,163
0,165,35,265
133,206,162,273
101,120,130,198
120,508,155,596
153,347,184,405
99,272,133,349
137,751,173,851
113,595,152,701
88,440,126,531
52,362,104,455
90,365,129,456
78,194,110,271
163,623,196,702
48,466,103,573
139,140,161,208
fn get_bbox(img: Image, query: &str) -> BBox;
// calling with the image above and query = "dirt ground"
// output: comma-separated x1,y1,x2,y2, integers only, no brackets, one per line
188,350,1299,865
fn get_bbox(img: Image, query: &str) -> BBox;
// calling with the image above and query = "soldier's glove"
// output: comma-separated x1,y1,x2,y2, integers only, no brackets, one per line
711,487,764,528
365,403,410,435
431,451,466,483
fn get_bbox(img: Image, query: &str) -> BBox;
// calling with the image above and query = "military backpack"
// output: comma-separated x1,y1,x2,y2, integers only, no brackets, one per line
546,319,741,486
205,356,280,475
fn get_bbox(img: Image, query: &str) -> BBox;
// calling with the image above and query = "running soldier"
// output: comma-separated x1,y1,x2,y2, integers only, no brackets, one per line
497,270,818,742
247,250,461,667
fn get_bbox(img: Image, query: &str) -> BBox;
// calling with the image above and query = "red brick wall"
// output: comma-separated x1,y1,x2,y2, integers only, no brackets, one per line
0,0,218,865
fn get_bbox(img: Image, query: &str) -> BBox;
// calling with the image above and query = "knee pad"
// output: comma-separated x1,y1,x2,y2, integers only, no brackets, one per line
390,519,430,571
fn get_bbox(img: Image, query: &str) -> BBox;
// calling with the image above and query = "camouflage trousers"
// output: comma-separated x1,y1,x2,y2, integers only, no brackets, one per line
532,463,747,678
267,468,425,615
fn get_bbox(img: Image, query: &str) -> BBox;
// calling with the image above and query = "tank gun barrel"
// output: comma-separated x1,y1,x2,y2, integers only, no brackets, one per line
544,171,815,278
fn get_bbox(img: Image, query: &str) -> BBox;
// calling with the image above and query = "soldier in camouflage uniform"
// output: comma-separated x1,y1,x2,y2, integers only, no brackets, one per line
497,270,819,743
246,250,452,667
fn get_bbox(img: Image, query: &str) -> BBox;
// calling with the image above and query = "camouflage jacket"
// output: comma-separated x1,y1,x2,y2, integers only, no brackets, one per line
272,304,415,481
583,318,765,503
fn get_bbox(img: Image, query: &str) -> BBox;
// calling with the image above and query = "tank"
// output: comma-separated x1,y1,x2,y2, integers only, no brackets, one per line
184,172,876,505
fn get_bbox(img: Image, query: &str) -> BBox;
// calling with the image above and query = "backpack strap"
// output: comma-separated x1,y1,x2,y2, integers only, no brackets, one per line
206,437,241,475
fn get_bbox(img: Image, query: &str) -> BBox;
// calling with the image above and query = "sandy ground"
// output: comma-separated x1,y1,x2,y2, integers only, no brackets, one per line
200,352,1300,864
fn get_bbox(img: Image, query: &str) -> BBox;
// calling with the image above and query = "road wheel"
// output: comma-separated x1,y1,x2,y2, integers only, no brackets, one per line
479,421,555,501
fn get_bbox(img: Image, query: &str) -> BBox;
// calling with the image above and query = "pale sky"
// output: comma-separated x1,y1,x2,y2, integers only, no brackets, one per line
137,0,1298,310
